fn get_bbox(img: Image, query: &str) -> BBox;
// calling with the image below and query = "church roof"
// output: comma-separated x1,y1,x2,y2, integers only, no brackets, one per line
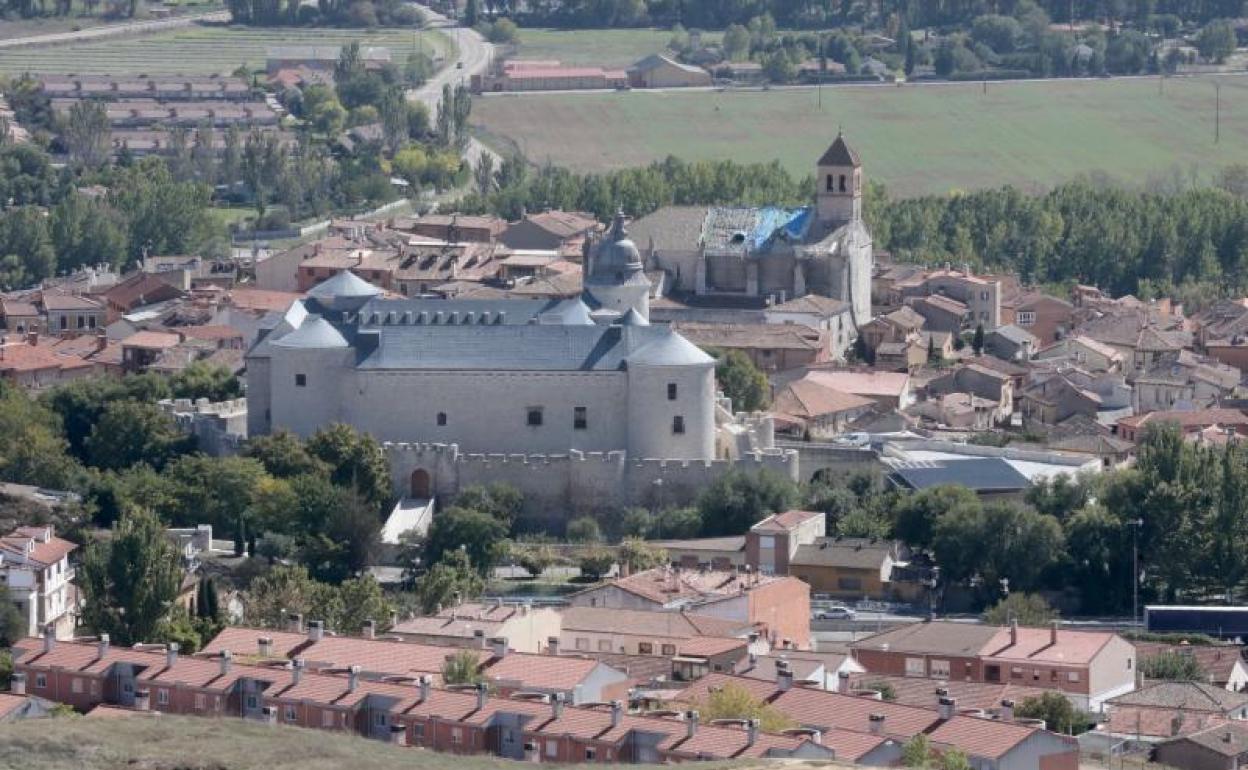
271,315,350,349
818,133,861,168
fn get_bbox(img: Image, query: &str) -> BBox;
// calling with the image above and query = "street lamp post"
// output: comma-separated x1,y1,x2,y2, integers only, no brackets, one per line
1132,518,1144,627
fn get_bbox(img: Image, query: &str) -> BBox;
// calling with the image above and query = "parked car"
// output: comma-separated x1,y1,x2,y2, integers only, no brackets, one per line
816,606,856,620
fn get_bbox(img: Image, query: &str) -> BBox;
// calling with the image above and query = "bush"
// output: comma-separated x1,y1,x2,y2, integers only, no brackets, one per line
566,516,602,543
578,547,614,579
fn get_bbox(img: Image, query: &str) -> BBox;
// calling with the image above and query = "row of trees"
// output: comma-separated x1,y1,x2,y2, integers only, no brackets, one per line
225,0,421,26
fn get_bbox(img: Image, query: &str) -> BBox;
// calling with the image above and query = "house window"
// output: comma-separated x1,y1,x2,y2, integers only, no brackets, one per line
89,316,96,329
295,373,307,387
322,710,335,727
413,723,425,738
639,642,654,655
526,407,543,426
930,660,950,678
575,637,590,651
436,412,447,426
59,316,67,331
1011,666,1023,679
35,674,47,689
667,383,677,400
574,406,587,430
661,644,676,656
546,741,558,758
1017,312,1036,326
77,315,85,329
837,576,863,591
598,640,612,652
586,747,597,761
826,175,834,192
195,694,206,710
285,705,297,722
71,678,84,694
672,416,685,434
158,688,170,705
246,694,259,710
1068,671,1081,682
374,712,387,726
905,658,925,677
451,727,463,744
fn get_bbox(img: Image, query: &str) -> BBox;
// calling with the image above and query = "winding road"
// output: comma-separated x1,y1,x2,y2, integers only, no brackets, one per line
0,9,229,50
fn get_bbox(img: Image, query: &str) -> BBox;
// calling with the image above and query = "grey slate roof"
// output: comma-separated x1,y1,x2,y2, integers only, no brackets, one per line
989,324,1037,346
628,206,710,252
270,316,349,349
1110,682,1248,713
889,458,1031,492
817,134,861,167
790,538,895,569
307,270,382,301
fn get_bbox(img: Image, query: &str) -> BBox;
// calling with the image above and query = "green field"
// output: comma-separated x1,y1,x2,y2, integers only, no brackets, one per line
473,75,1248,198
509,27,717,68
0,24,451,76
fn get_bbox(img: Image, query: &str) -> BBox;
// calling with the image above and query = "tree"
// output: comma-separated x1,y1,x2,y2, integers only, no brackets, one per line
515,543,557,577
464,0,479,26
0,383,80,490
425,506,509,573
1196,20,1235,63
578,547,615,579
245,564,342,629
62,101,111,169
110,159,213,262
619,538,668,572
244,431,330,479
414,549,485,614
443,648,484,685
79,508,182,646
941,748,972,770
982,593,1058,626
723,23,750,60
902,734,933,768
714,349,770,412
166,454,268,531
335,574,393,634
1016,691,1082,734
1139,650,1208,682
972,323,985,354
694,681,794,732
0,585,26,647
453,483,523,525
566,516,602,543
86,400,192,471
697,470,799,536
894,485,979,549
169,362,242,402
306,423,392,508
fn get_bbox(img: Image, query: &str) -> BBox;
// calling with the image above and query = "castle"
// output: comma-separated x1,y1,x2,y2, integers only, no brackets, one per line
245,218,794,520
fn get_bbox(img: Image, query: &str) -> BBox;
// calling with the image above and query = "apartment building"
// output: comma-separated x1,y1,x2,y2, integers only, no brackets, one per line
0,525,77,638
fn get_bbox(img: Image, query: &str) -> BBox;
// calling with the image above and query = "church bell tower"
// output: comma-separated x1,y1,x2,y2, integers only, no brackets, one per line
815,131,862,229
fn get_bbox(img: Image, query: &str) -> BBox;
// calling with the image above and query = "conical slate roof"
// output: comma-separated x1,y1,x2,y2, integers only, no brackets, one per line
817,132,861,168
619,307,649,326
627,328,713,366
271,316,350,349
307,270,382,300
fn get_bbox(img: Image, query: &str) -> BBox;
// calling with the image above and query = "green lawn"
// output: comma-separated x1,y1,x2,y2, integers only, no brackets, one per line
473,75,1248,198
0,24,451,76
509,27,716,69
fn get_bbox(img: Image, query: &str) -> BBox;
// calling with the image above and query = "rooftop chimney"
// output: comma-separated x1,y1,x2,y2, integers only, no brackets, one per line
835,670,850,693
258,637,273,658
747,718,760,746
1009,619,1018,646
938,696,956,721
165,642,178,669
42,624,55,653
473,629,487,649
220,649,233,677
1050,620,1059,646
10,672,26,695
868,713,885,735
551,692,564,720
610,700,623,728
547,636,560,656
286,612,304,633
96,331,107,352
476,682,488,711
292,658,305,686
308,620,324,642
490,637,508,658
776,660,794,692
390,724,407,746
1000,699,1015,722
419,674,432,702
135,688,151,712
98,633,111,660
686,710,699,739
363,620,376,640
348,665,361,693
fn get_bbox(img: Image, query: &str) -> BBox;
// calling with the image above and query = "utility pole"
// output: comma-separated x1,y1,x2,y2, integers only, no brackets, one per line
1214,80,1221,144
1132,518,1143,627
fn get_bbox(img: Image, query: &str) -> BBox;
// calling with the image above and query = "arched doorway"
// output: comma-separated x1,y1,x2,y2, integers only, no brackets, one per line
410,468,431,498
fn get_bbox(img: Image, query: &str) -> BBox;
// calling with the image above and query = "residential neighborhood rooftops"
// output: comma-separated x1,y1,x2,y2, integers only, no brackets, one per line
790,538,896,569
1108,681,1248,713
558,606,748,638
850,620,998,657
751,509,822,532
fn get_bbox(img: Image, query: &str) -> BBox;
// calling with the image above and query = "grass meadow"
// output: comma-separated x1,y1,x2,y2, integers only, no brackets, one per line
473,74,1248,198
506,27,716,68
0,24,451,76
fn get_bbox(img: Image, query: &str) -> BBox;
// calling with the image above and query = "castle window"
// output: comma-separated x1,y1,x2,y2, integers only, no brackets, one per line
667,383,678,400
436,412,447,426
672,416,685,434
527,407,543,427
826,174,834,192
573,406,587,430
295,373,307,387
839,174,847,192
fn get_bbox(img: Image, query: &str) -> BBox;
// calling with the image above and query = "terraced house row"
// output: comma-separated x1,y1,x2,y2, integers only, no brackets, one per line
11,625,1080,769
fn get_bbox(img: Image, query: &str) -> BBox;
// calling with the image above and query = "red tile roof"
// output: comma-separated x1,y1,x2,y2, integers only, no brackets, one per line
926,714,1042,759
981,626,1115,665
223,288,303,312
483,653,608,691
751,509,822,532
0,692,30,721
121,330,182,349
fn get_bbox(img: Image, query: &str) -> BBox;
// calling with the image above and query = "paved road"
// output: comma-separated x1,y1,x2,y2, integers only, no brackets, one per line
0,9,229,50
408,4,499,172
